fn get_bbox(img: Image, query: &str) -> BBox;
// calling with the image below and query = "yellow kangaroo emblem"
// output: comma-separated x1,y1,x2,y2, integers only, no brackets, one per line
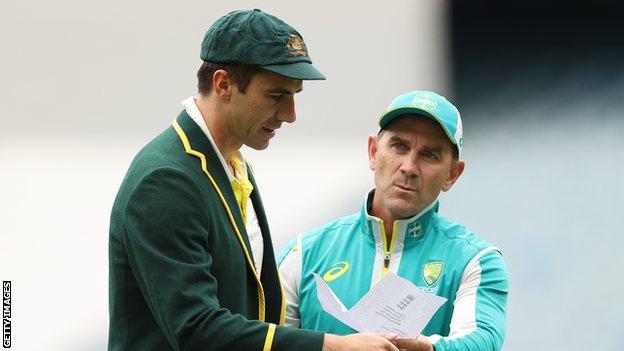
323,261,350,282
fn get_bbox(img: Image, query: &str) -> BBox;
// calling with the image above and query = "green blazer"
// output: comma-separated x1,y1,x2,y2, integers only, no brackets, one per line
108,110,324,350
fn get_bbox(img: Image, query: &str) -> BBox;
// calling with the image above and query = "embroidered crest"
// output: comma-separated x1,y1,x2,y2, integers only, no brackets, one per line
422,262,444,286
286,34,308,57
407,221,422,238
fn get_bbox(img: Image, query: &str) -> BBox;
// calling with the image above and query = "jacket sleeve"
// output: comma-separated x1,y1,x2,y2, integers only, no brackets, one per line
428,248,509,351
123,167,324,351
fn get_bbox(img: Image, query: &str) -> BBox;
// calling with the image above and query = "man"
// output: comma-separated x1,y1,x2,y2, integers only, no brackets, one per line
278,91,509,351
109,9,401,351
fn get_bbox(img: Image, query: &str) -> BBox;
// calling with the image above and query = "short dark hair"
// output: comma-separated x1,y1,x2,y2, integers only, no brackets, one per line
197,61,261,95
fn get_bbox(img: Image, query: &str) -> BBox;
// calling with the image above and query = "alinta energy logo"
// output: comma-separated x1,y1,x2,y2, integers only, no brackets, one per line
2,281,10,348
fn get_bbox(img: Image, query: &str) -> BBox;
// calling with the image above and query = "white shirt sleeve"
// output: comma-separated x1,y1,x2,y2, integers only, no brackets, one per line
278,235,303,328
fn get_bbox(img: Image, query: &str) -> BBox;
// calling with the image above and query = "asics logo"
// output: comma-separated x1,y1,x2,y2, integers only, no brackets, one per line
323,261,350,282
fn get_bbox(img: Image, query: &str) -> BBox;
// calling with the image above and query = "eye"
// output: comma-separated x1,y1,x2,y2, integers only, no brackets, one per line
391,142,408,153
269,94,285,102
421,151,439,160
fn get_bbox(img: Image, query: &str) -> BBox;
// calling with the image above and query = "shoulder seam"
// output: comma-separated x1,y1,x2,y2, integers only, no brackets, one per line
460,246,501,283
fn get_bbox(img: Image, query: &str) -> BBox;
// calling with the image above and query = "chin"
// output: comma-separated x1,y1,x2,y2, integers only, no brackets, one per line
247,141,270,150
387,200,419,219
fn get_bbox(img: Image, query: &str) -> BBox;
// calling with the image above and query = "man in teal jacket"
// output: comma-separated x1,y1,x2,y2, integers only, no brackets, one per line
109,9,401,351
279,91,509,351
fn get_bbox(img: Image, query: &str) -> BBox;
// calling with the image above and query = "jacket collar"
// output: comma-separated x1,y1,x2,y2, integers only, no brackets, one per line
360,189,439,247
174,110,251,248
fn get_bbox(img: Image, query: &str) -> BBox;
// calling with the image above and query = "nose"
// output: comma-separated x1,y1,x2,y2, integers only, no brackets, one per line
399,154,419,178
277,96,296,123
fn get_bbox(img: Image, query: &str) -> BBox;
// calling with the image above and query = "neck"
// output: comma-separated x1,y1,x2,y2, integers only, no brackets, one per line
371,195,395,243
196,94,242,161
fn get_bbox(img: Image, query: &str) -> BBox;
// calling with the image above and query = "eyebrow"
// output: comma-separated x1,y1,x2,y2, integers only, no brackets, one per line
387,135,408,144
267,87,303,94
387,135,445,153
422,146,443,154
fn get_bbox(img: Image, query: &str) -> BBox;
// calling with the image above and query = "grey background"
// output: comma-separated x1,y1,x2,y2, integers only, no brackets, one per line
1,0,623,350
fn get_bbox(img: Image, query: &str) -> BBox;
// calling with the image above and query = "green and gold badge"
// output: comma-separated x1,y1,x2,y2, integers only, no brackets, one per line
422,262,444,286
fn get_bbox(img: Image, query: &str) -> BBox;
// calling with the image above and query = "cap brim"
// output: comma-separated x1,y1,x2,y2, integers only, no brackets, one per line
261,62,326,80
379,107,458,146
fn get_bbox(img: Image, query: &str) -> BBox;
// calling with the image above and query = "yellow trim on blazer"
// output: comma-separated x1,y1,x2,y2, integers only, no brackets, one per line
278,275,286,326
172,119,266,321
263,323,277,351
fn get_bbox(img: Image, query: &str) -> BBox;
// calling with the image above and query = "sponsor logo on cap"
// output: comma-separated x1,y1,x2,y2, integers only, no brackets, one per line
412,93,438,111
422,262,444,286
286,34,308,57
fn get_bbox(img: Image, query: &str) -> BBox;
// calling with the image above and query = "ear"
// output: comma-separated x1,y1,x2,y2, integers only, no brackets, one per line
212,69,232,101
442,159,465,192
367,134,378,171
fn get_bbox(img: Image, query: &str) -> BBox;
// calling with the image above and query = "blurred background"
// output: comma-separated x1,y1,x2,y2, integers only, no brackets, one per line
1,0,623,349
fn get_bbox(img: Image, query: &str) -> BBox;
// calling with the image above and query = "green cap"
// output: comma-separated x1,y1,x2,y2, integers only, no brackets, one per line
379,91,464,157
200,9,326,80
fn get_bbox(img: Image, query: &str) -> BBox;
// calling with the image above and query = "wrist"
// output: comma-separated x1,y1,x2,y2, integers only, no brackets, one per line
321,333,339,351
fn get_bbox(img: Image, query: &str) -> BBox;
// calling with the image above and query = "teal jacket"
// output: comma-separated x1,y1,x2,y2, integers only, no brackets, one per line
278,192,508,351
108,111,324,350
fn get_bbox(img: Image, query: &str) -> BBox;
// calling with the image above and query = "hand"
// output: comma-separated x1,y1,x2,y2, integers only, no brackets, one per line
392,335,434,351
322,332,400,351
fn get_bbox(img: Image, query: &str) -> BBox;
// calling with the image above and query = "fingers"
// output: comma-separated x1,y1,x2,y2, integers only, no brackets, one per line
392,335,433,351
385,339,400,351
373,332,400,350
378,332,398,341
393,336,419,349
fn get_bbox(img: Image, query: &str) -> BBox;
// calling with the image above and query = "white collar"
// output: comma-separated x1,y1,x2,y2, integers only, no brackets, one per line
181,96,248,181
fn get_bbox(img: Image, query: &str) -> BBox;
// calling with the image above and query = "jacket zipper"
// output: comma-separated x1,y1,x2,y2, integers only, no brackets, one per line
380,221,396,275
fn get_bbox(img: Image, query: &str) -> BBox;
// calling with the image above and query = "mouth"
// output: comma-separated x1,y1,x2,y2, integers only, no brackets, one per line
394,183,416,192
262,127,276,137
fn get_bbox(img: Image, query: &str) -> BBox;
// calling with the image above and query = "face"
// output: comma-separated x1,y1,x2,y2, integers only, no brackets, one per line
225,71,303,150
368,115,465,220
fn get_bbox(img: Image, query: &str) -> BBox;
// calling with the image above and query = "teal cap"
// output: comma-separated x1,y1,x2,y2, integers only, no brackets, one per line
379,91,463,156
200,9,325,80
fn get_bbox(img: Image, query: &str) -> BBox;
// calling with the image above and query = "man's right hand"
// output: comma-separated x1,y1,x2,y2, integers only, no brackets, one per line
322,333,400,351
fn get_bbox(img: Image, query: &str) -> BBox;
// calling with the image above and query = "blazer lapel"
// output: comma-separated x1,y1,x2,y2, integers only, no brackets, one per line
174,110,254,263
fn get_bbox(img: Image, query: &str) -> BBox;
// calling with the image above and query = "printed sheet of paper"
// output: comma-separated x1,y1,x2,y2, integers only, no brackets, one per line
314,273,447,337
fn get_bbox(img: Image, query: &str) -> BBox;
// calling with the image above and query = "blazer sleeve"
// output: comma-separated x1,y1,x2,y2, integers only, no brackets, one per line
123,167,324,351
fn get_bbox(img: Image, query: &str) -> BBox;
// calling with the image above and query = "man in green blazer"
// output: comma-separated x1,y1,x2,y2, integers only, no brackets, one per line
108,9,402,351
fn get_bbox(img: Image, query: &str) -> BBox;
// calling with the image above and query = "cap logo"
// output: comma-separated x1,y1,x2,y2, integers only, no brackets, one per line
412,93,438,111
286,34,308,57
454,112,464,149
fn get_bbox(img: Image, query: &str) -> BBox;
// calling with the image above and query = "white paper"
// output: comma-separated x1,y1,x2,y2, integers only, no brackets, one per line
314,273,447,337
